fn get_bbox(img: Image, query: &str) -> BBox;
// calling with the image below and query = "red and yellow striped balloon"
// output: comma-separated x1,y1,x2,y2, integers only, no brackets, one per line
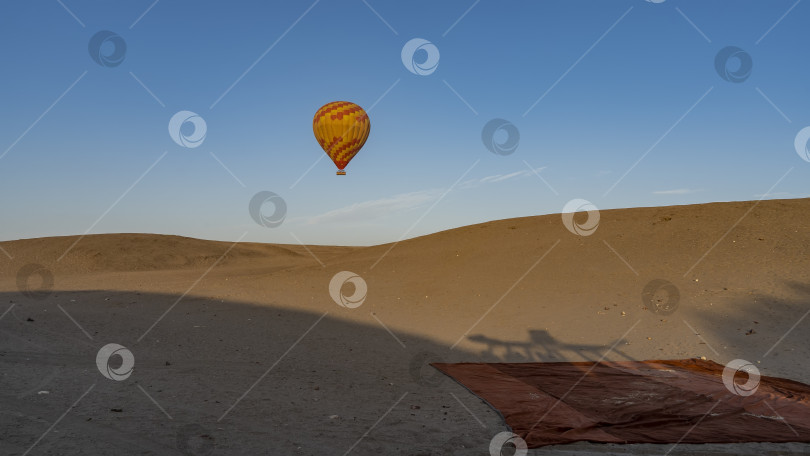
313,101,370,175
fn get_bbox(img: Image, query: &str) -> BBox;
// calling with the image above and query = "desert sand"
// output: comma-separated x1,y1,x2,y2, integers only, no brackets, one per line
1,198,809,455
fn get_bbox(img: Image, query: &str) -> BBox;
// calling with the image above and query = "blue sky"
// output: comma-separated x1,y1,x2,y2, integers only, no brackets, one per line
1,0,808,246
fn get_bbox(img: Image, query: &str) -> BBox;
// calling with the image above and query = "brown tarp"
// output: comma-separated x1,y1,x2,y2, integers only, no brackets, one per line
432,358,810,447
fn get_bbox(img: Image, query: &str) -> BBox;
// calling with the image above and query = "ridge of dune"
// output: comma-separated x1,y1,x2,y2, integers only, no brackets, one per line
330,197,810,281
0,233,345,275
1,198,809,280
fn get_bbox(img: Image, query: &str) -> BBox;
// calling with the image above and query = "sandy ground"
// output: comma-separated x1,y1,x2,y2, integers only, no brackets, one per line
1,198,809,455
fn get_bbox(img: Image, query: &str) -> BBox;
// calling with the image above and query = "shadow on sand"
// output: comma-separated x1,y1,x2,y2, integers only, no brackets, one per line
686,280,810,384
0,288,807,456
466,329,634,363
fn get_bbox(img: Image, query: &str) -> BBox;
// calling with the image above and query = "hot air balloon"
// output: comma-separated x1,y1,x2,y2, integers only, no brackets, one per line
313,101,370,175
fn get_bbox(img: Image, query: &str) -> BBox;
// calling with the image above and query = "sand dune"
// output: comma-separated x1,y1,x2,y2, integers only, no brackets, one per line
1,198,809,455
0,233,358,275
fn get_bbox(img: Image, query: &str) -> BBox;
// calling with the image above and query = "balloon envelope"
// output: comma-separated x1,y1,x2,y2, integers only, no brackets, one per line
313,101,370,175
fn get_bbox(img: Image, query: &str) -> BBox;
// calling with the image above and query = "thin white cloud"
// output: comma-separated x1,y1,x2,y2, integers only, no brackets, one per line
304,166,546,225
305,190,440,225
753,191,803,198
653,188,702,195
460,166,546,189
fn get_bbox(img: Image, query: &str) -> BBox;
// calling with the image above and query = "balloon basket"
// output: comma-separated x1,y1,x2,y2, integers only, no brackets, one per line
336,170,346,175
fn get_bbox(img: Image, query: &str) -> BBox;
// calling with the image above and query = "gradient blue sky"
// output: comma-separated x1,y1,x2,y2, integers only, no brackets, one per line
1,0,808,246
